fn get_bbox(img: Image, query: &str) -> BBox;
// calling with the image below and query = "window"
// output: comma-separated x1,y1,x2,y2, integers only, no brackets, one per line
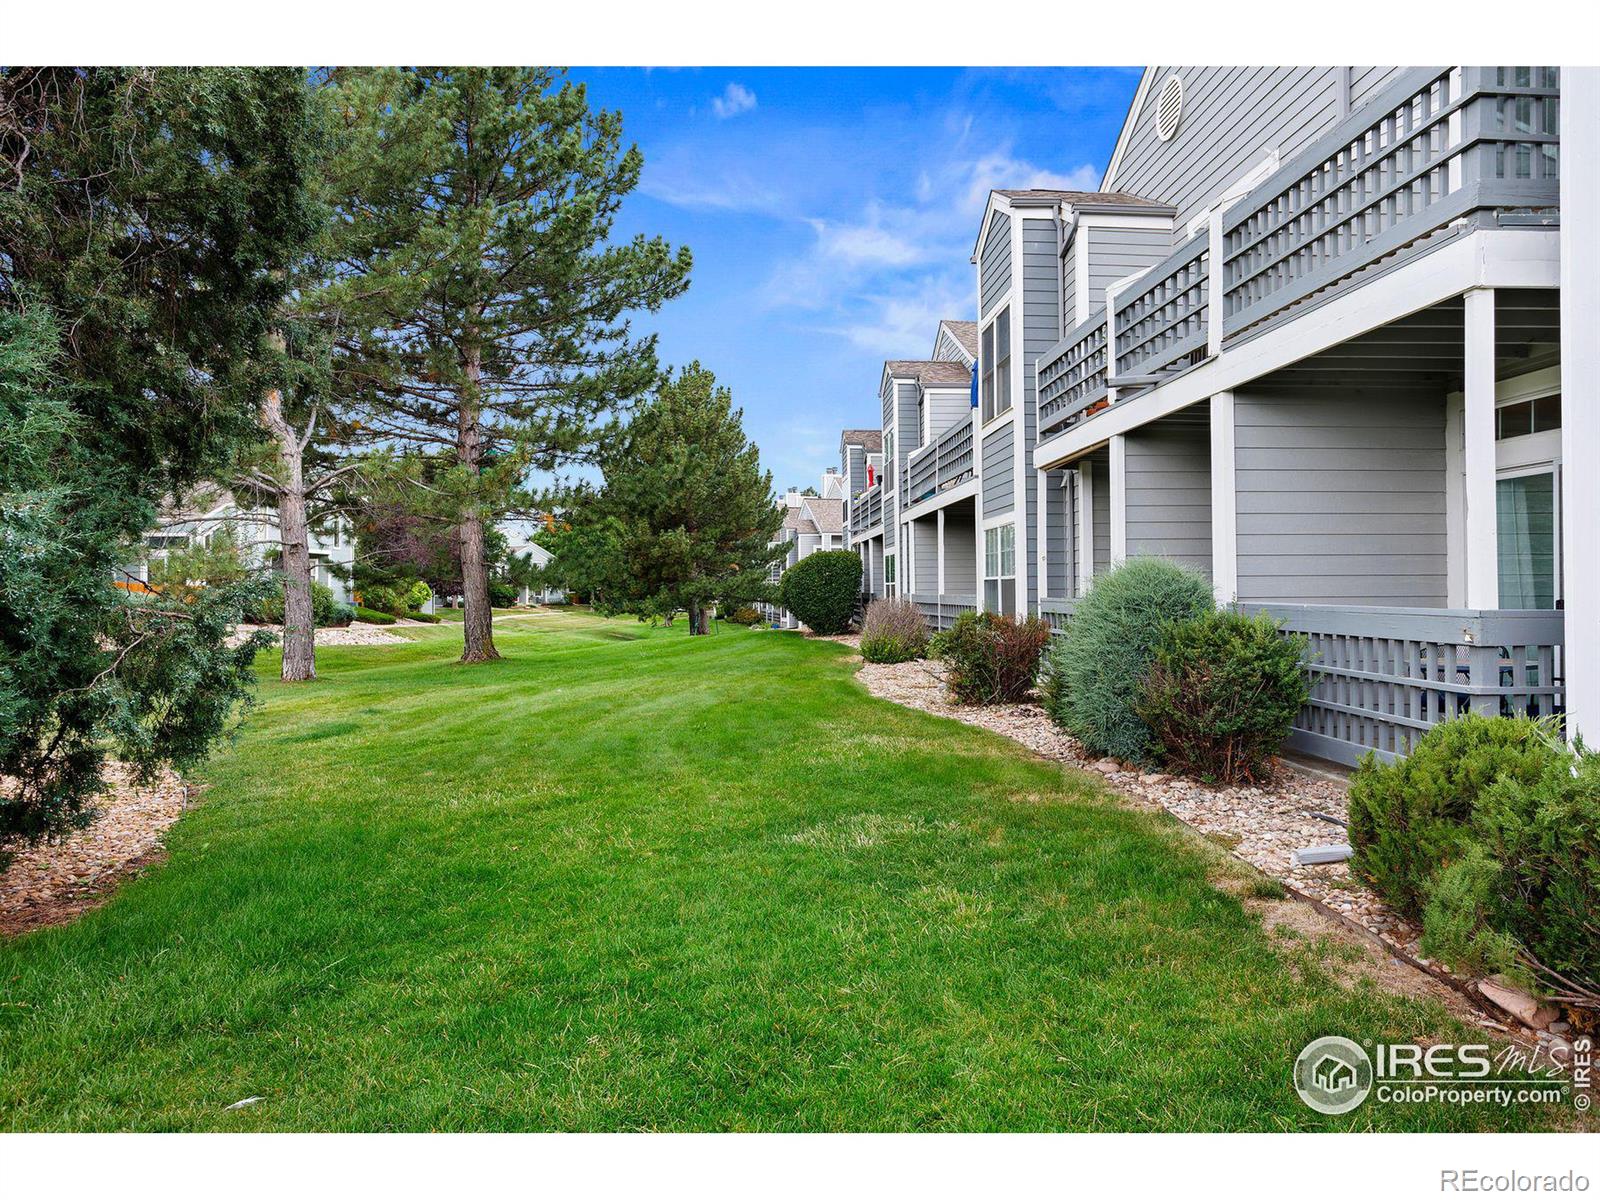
983,524,1016,614
981,307,1011,423
1496,393,1561,440
885,553,897,594
1498,470,1559,609
883,431,894,489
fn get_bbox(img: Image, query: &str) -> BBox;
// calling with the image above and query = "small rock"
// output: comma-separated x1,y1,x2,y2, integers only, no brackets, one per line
1140,773,1170,785
1549,1021,1572,1035
1093,758,1119,774
1479,976,1561,1030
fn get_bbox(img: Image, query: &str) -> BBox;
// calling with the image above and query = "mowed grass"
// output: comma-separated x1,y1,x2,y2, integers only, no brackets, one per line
0,611,1565,1130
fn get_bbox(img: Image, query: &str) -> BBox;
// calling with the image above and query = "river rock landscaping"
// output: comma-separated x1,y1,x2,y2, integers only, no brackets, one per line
852,653,1579,1050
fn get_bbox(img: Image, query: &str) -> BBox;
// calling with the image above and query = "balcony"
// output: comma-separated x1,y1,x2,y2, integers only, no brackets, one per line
903,417,976,507
1038,65,1560,440
849,484,884,536
908,592,978,631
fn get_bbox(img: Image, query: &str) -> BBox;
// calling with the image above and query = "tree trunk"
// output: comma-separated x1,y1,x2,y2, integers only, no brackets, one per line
687,601,710,636
261,386,316,682
457,341,499,663
458,512,498,662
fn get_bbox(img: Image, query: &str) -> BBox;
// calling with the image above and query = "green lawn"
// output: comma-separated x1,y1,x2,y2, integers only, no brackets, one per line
0,611,1568,1130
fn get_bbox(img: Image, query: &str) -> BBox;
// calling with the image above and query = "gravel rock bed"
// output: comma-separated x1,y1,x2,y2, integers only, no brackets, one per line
855,656,1442,976
1,764,187,936
227,621,413,648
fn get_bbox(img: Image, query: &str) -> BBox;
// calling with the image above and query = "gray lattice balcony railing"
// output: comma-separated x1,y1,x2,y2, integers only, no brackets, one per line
850,484,884,534
1243,603,1563,765
1114,230,1209,384
909,592,978,631
1037,314,1110,438
1036,66,1560,439
905,417,977,506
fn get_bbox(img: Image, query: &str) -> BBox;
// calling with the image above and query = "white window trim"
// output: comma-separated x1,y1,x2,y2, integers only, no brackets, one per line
1496,461,1563,607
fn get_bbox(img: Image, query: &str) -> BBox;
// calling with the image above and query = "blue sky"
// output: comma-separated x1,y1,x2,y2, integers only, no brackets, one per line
568,67,1143,491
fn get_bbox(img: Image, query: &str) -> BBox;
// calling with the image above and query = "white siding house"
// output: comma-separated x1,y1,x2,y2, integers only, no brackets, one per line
126,488,355,604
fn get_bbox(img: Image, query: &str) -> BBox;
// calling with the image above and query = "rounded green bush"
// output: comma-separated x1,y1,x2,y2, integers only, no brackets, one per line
253,578,342,627
777,550,861,635
350,605,398,625
1136,607,1309,784
1348,714,1563,920
1044,558,1213,763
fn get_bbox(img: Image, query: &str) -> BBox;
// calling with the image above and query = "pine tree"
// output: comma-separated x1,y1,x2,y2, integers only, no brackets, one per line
585,363,786,634
0,67,323,851
334,68,691,662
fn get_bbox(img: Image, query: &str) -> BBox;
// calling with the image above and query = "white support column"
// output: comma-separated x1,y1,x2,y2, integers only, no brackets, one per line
936,507,946,598
1076,464,1095,597
1209,391,1238,603
1035,468,1049,602
1562,68,1600,740
1109,434,1128,566
1207,209,1227,357
1444,391,1467,607
1463,288,1499,608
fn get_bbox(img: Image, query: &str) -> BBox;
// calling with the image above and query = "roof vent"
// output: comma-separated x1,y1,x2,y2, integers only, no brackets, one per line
1155,74,1184,142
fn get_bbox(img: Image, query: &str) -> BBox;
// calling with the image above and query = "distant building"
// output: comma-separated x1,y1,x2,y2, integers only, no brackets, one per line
124,486,355,604
763,470,847,628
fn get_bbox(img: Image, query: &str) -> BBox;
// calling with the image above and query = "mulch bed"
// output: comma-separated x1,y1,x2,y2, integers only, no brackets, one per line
1,764,188,937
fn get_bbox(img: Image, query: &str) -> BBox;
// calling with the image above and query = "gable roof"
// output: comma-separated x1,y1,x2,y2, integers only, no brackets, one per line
970,186,1173,260
840,428,883,454
882,360,975,389
936,319,978,360
801,495,844,535
782,509,818,535
993,188,1167,208
1102,68,1156,191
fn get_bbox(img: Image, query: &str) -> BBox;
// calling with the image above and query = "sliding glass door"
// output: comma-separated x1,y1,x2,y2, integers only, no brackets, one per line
1496,467,1559,609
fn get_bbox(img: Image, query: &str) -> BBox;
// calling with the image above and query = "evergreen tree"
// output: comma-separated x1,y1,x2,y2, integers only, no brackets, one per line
335,67,691,662
583,363,785,635
0,67,322,852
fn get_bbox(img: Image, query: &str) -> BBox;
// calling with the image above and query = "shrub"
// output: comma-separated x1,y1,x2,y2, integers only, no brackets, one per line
1350,716,1600,1000
252,579,341,627
1044,558,1213,764
1136,608,1309,784
351,606,397,625
1348,714,1564,921
777,550,861,635
931,610,1052,705
723,605,763,626
405,580,433,611
327,603,355,628
356,583,405,617
859,597,928,663
403,609,442,624
488,580,520,608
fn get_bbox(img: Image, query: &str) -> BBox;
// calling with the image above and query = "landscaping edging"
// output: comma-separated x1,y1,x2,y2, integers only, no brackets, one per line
852,653,1578,1051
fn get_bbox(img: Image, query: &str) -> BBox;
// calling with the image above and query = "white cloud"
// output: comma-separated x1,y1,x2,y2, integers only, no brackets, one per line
819,272,975,359
806,215,922,268
711,82,757,120
956,153,1100,212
